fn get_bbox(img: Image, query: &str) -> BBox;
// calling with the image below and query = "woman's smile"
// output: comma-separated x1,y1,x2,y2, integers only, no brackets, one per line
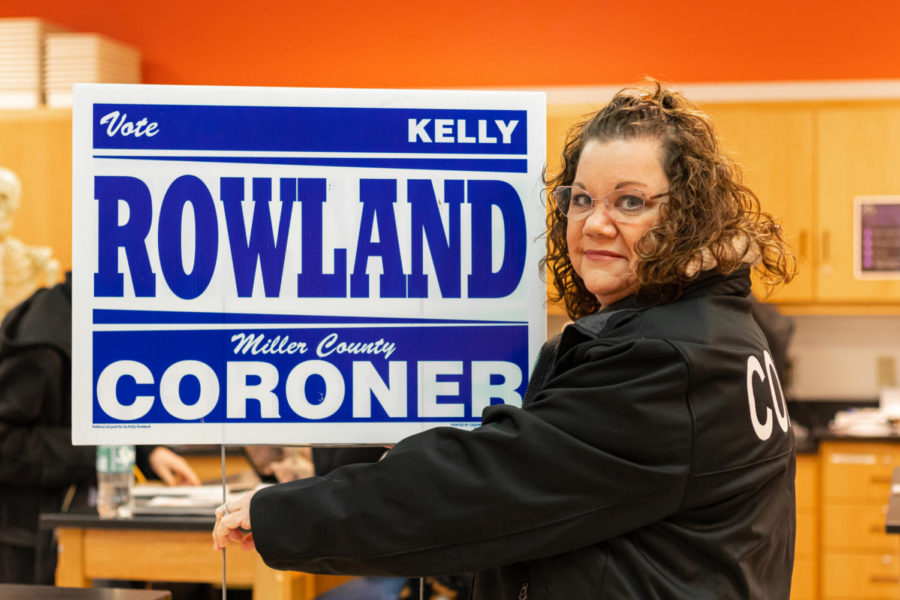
583,249,625,260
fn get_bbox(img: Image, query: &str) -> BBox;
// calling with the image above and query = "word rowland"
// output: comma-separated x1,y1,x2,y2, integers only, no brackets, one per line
93,175,527,300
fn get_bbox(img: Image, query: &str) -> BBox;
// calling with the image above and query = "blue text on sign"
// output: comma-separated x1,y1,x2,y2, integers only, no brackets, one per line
93,176,527,300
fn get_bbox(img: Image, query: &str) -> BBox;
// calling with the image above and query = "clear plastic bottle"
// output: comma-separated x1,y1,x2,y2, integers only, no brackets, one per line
96,445,136,519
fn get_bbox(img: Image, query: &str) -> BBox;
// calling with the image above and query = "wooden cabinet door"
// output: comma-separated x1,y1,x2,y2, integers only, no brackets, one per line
822,552,900,599
0,108,72,271
793,453,819,600
546,103,606,181
817,103,900,302
702,103,816,303
820,441,900,503
820,441,900,599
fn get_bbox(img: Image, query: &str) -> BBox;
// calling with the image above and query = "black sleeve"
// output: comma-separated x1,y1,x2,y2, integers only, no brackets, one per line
0,348,94,488
312,447,388,476
251,338,693,577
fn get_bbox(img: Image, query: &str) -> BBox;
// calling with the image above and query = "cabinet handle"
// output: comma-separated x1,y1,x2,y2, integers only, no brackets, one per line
822,230,830,263
871,524,889,533
798,229,808,263
870,575,900,584
871,475,893,484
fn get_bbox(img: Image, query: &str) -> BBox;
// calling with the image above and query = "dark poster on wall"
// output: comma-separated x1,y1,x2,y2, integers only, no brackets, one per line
855,196,900,278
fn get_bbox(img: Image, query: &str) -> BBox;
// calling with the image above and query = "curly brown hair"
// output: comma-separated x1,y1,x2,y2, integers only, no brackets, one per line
542,79,796,320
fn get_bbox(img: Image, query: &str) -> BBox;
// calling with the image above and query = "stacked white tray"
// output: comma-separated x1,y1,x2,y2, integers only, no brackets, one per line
0,18,65,109
44,33,141,107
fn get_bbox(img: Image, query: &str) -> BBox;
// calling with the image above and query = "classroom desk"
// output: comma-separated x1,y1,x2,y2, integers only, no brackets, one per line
40,511,314,600
0,584,171,600
175,446,256,483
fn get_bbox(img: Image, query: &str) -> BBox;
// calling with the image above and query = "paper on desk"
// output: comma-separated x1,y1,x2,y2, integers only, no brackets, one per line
146,495,215,509
829,408,893,436
132,483,272,516
132,484,231,516
133,484,225,501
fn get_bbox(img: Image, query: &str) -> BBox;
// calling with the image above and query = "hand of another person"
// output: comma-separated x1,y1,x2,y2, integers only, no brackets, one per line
270,447,314,482
212,487,258,551
243,446,283,476
148,446,202,486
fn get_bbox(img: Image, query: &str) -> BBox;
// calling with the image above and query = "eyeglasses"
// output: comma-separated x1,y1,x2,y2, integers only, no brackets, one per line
551,185,670,223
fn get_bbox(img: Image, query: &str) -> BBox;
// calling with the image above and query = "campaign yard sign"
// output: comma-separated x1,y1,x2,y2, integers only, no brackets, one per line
72,85,546,446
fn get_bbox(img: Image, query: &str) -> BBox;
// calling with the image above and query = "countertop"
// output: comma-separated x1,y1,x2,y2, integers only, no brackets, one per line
788,399,882,453
0,584,170,599
40,507,213,532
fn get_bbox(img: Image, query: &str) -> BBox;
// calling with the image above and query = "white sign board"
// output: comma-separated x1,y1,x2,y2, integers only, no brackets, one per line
72,85,546,446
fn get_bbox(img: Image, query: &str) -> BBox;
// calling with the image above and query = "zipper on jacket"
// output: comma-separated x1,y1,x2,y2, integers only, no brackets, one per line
518,581,528,600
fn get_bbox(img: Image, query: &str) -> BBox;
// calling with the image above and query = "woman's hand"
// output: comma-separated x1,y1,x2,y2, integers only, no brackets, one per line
212,487,258,551
148,446,202,486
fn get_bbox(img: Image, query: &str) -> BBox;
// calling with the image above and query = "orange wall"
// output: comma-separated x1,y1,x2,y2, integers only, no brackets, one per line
3,0,900,88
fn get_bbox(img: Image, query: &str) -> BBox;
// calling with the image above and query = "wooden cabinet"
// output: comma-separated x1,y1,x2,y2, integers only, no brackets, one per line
703,101,900,311
821,553,900,600
817,104,900,303
0,108,72,270
819,441,900,599
701,103,816,304
793,453,819,600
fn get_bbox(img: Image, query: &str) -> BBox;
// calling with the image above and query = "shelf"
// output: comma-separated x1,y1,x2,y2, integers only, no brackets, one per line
0,106,71,121
777,303,900,316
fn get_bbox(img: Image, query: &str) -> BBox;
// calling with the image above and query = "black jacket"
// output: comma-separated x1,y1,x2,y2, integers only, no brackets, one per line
250,269,796,599
0,275,153,584
0,276,85,583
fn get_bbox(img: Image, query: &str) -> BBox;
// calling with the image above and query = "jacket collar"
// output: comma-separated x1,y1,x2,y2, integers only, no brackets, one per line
573,267,752,337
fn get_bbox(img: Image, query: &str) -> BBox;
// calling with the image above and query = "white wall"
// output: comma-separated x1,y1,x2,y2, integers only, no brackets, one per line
790,315,900,401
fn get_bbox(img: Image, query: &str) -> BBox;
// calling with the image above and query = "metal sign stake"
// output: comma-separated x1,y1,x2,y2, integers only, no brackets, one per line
222,443,227,600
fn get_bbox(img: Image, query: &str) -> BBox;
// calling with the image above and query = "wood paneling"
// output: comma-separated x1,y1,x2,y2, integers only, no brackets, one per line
793,453,818,600
817,104,900,302
701,103,816,303
0,108,72,270
820,441,900,599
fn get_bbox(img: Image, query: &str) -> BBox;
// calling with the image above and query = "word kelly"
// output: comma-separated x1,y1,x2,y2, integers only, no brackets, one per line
93,176,527,300
407,118,518,144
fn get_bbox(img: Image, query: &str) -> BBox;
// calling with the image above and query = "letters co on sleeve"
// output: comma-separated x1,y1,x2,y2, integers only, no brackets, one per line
71,85,547,446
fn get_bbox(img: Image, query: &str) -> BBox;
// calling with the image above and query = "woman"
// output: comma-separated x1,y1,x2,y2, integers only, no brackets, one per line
214,81,797,599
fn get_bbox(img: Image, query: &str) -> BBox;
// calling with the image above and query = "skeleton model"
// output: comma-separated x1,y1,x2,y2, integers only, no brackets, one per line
0,167,60,315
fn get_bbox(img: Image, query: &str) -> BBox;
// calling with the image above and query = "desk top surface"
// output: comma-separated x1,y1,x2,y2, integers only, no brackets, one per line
0,584,170,600
40,510,213,532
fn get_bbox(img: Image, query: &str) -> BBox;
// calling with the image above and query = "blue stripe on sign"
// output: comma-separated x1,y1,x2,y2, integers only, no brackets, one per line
92,154,528,173
92,104,528,154
92,309,525,326
92,323,529,424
